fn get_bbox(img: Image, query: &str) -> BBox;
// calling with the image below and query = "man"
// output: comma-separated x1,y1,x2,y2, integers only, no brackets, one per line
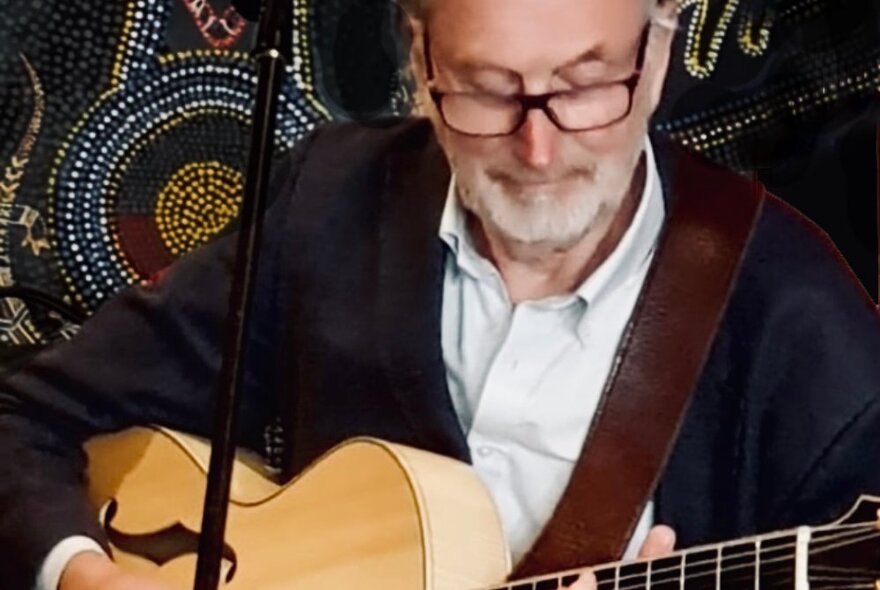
1,0,879,588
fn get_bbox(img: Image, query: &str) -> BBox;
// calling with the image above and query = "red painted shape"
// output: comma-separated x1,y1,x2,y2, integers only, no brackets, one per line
180,0,247,49
116,215,177,280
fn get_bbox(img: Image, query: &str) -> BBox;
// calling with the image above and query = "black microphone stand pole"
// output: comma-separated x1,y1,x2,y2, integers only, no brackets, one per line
193,0,292,588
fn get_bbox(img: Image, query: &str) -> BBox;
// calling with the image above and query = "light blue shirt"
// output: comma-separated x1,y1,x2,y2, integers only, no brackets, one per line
440,139,666,563
39,140,666,588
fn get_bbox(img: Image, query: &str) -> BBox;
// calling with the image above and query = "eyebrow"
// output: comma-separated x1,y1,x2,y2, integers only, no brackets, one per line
450,43,609,82
554,45,608,73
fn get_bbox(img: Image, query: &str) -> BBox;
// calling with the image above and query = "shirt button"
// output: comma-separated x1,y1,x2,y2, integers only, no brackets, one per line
477,446,495,458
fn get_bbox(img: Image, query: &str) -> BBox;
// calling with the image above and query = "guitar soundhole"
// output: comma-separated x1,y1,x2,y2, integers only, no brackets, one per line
100,499,239,583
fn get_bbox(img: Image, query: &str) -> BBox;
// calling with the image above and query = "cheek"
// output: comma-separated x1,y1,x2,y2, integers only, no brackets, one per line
568,117,646,158
440,131,507,169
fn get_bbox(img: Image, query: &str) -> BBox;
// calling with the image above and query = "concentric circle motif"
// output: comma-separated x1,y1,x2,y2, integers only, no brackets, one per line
49,0,328,311
156,161,243,256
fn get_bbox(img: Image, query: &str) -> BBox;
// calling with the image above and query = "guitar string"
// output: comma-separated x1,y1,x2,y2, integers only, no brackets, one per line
810,563,880,577
484,576,874,590
812,564,880,571
489,527,880,590
493,522,880,589
608,573,873,590
759,581,877,590
486,560,790,590
576,570,872,590
759,578,875,590
640,530,880,586
591,527,880,586
811,566,880,576
487,564,869,590
630,566,801,590
813,522,880,532
605,524,879,582
809,575,880,584
808,530,880,556
811,576,879,583
489,545,873,590
704,570,878,587
596,564,791,590
485,525,880,590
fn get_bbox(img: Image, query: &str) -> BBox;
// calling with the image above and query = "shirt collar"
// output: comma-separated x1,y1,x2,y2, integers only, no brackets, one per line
439,137,666,337
574,137,665,306
439,177,468,266
439,172,504,285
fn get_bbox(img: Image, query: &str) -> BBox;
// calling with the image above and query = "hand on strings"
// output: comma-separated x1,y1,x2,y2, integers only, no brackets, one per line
564,525,677,590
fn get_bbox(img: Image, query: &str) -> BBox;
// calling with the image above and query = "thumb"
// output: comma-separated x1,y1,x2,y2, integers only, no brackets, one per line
638,525,677,559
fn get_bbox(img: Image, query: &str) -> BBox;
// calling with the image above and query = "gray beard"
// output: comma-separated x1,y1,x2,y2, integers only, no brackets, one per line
454,148,643,250
459,182,603,249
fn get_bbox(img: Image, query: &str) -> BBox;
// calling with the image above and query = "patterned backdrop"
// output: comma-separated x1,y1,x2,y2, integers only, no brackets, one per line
0,0,877,348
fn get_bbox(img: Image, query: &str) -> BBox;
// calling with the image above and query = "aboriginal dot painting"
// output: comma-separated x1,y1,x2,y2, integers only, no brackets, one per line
0,0,877,347
657,0,879,171
0,0,331,345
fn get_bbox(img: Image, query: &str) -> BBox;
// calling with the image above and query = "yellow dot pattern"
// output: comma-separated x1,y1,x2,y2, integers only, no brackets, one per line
156,161,243,256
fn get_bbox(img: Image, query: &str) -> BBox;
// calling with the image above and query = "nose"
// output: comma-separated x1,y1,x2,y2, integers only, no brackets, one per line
515,108,558,170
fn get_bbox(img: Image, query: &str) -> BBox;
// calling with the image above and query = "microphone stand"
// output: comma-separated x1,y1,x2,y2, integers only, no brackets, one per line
193,0,292,588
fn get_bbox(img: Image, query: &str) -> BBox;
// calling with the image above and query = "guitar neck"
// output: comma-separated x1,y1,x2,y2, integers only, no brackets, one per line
491,526,817,590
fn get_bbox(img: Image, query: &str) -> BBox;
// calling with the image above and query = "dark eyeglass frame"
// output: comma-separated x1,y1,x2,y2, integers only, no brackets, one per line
423,23,651,138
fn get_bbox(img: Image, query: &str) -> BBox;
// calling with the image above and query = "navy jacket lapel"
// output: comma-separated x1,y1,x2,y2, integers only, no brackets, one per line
374,122,471,462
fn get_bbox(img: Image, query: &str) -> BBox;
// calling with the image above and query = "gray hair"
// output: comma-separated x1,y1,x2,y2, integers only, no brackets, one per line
398,0,678,30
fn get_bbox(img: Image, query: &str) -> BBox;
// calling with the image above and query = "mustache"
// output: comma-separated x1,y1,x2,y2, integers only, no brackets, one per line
486,165,595,185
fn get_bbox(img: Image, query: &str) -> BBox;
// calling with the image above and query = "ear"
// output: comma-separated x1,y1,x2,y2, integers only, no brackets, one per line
402,16,434,116
405,16,426,78
644,2,678,115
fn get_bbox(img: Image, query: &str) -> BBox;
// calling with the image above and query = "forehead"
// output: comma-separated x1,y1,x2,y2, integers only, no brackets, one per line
428,0,646,72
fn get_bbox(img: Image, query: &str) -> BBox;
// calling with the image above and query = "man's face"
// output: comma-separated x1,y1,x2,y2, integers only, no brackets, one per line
418,0,672,249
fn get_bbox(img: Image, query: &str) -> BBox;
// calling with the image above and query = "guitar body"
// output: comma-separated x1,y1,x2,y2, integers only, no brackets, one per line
86,428,880,590
85,428,511,589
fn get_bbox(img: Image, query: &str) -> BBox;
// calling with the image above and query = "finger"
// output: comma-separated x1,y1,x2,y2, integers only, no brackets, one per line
564,569,597,590
638,525,677,559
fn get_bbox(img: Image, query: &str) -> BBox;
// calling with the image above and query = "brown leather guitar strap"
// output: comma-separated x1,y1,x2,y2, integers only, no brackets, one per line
512,149,766,578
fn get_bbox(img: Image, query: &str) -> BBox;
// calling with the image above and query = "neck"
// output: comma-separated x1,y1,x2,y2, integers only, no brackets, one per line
469,156,647,304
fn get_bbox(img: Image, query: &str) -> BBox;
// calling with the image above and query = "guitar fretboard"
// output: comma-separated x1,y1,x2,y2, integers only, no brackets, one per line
488,528,810,590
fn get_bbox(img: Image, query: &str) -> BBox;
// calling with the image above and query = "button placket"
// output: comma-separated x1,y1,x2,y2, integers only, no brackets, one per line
476,445,496,458
468,305,522,437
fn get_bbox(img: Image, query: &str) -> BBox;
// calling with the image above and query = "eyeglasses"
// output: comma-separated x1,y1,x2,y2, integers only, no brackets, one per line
424,24,650,138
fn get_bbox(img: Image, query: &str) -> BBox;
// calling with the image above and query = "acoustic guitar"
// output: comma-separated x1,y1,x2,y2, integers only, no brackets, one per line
85,427,880,589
